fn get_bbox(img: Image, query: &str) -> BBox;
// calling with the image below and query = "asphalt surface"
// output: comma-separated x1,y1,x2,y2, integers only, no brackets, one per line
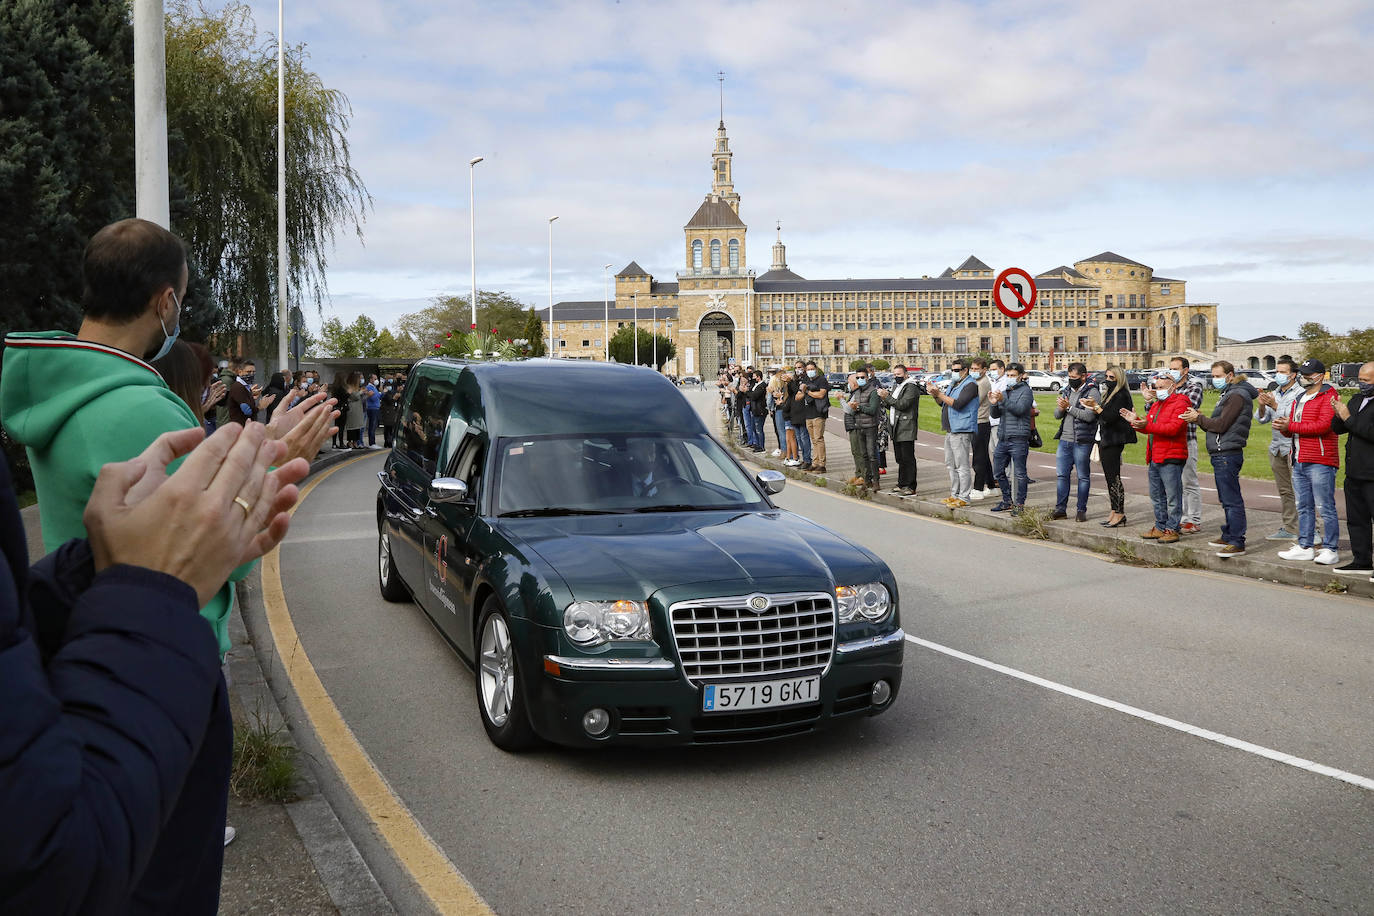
278,395,1373,915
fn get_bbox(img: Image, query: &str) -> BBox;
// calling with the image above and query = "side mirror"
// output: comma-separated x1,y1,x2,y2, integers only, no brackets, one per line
756,469,786,495
429,477,470,504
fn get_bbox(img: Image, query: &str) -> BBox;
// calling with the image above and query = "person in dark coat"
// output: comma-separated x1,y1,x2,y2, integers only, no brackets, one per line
0,423,308,914
1331,361,1374,578
1085,364,1138,528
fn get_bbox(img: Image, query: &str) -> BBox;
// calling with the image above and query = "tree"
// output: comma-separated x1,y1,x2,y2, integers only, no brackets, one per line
1298,321,1346,368
521,309,547,357
0,0,134,339
164,1,370,353
395,291,532,350
870,358,891,370
319,314,377,357
608,326,676,369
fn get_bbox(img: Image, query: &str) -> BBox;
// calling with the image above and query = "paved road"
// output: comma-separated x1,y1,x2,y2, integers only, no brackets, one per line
277,413,1373,914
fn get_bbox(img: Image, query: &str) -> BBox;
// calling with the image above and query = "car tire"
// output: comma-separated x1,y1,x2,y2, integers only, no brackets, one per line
1049,382,1061,392
475,598,539,751
377,529,408,602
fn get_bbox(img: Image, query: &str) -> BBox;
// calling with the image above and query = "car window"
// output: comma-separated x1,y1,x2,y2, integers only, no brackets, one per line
445,434,485,502
401,376,454,476
493,433,770,516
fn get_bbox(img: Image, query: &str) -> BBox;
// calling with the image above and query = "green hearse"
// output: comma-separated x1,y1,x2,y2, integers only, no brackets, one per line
376,358,903,749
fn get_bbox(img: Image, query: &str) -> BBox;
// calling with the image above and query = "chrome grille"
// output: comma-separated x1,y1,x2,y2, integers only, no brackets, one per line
669,592,835,685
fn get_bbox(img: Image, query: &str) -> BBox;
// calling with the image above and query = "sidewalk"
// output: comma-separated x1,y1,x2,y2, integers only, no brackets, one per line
18,444,393,915
724,414,1374,600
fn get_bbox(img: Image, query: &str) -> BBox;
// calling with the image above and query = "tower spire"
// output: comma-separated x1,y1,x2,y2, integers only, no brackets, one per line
717,70,725,126
771,221,787,270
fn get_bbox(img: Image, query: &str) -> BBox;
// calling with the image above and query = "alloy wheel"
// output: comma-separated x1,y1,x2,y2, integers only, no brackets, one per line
479,614,514,727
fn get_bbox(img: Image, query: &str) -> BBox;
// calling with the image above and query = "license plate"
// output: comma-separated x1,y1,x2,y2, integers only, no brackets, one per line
702,675,820,713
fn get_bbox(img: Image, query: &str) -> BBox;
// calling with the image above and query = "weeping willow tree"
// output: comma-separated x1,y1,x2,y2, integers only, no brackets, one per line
165,0,370,353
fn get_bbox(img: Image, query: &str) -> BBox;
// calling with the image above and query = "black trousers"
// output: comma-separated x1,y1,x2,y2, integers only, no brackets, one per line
971,421,993,490
894,439,916,490
856,426,879,484
1100,443,1126,514
1346,476,1374,567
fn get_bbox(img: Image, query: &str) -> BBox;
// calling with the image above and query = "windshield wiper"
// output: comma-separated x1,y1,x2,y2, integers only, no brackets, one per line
498,507,623,518
632,504,731,513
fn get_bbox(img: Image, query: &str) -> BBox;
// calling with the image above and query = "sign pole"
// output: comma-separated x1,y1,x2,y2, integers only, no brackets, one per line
1010,317,1019,365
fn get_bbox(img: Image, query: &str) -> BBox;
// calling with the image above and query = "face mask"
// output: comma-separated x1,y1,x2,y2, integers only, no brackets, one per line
1359,381,1374,396
988,369,1001,380
1273,373,1290,386
894,375,905,384
151,290,181,362
1168,369,1183,382
1211,377,1227,390
971,370,983,379
807,369,817,378
857,377,868,387
1069,376,1083,389
1301,374,1321,388
1007,377,1021,387
1155,383,1171,393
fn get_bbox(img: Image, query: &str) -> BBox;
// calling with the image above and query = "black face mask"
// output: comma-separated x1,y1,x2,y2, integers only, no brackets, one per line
1069,376,1084,389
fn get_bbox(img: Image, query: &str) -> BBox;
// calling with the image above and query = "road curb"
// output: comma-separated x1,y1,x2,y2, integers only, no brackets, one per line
724,428,1374,601
227,452,397,915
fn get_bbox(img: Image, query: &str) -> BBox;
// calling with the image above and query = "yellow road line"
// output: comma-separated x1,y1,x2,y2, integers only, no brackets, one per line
260,453,493,916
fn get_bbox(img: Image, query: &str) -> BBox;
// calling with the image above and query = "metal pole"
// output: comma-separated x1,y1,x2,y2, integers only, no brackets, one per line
653,301,658,370
541,216,552,357
134,0,170,228
276,0,288,371
633,293,639,366
1010,317,1020,365
469,157,484,331
602,263,612,360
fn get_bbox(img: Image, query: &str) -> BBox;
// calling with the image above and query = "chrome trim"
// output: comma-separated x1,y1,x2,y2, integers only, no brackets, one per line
668,591,836,685
835,628,906,656
545,655,677,672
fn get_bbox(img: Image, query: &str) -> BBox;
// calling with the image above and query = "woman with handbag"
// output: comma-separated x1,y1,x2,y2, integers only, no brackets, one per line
1084,365,1137,528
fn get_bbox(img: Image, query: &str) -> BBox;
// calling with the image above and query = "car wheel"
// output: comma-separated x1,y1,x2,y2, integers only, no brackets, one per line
377,529,408,602
476,598,539,751
1049,382,1061,392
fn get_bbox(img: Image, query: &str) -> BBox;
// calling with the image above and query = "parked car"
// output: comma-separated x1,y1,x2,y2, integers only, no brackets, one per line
1233,368,1276,390
679,375,702,387
1124,369,1153,390
1022,369,1063,392
826,372,848,387
1332,363,1363,387
376,358,904,749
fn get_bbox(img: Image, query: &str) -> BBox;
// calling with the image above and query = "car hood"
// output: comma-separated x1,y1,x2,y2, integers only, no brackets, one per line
498,509,882,601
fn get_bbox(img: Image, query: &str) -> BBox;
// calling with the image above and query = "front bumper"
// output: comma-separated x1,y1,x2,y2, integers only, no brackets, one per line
527,628,905,747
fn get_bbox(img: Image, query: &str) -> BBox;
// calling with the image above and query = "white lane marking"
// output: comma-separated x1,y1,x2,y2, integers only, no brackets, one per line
283,532,377,544
904,633,1374,792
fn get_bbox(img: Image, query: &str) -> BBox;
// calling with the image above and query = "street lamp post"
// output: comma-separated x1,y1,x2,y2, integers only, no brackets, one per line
275,0,287,370
633,292,639,367
547,215,559,357
133,0,169,228
469,156,483,331
653,300,658,371
602,263,612,361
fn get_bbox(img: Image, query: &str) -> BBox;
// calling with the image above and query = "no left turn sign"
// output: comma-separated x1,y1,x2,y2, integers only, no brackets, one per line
993,268,1037,320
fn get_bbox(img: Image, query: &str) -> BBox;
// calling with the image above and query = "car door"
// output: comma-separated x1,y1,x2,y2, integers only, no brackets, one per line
392,373,454,596
424,433,488,661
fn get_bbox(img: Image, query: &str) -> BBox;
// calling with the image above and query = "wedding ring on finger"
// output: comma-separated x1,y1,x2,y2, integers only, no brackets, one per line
233,495,252,516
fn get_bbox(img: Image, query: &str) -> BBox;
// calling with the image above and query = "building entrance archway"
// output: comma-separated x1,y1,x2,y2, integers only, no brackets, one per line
698,311,735,379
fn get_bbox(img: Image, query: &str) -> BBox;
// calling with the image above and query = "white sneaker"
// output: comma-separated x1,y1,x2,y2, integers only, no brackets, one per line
1315,548,1340,566
967,489,985,500
1278,545,1315,561
770,449,782,457
224,825,237,847
783,458,798,466
982,487,998,497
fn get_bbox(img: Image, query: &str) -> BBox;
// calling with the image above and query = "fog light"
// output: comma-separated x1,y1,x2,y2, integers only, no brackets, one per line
870,680,892,707
582,708,611,737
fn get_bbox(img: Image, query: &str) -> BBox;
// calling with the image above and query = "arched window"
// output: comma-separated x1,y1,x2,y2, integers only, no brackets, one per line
710,239,721,270
1263,355,1276,370
692,239,702,270
728,239,739,270
1249,356,1260,369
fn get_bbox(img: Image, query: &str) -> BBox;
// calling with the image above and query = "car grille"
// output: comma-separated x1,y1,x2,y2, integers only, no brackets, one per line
668,592,835,685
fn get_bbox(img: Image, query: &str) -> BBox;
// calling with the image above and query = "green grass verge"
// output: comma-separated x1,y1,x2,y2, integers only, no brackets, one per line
231,708,298,803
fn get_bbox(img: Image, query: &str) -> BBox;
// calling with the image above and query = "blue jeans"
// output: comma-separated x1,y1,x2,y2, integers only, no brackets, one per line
1055,440,1093,513
1292,462,1339,551
1210,451,1247,548
1148,462,1183,533
793,420,812,464
749,411,766,448
365,406,380,446
994,435,1029,506
772,409,785,450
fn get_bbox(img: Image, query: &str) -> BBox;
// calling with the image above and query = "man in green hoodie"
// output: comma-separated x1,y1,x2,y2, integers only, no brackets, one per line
2,218,337,658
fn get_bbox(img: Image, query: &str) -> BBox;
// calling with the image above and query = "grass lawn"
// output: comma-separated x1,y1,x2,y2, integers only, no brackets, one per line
834,389,1345,486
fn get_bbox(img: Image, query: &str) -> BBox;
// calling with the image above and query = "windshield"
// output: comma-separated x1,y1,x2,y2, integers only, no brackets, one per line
493,433,770,516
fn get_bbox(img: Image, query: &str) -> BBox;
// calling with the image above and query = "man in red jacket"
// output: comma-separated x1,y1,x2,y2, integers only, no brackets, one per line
1122,371,1191,543
1275,359,1342,565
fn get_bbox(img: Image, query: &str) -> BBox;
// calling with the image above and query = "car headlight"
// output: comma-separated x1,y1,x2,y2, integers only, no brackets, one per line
835,582,891,623
563,600,652,646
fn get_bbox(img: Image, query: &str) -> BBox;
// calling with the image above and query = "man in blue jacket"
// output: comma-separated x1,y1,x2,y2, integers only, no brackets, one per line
928,357,980,507
0,423,308,914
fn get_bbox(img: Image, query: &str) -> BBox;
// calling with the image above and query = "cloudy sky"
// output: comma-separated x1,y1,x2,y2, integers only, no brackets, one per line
231,0,1373,342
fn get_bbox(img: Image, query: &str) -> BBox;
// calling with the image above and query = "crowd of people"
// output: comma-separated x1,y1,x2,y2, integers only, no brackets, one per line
718,353,1374,578
1,217,340,912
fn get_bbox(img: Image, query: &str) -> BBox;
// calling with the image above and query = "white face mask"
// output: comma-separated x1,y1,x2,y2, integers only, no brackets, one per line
988,369,1001,380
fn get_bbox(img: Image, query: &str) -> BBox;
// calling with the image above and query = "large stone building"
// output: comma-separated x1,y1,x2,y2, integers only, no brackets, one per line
539,117,1220,377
